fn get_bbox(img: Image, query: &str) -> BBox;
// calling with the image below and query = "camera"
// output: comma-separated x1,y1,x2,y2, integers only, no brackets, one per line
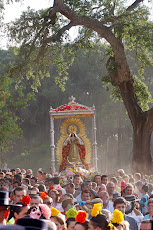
124,195,137,214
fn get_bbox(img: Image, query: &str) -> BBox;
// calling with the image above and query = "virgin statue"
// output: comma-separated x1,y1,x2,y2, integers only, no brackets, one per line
59,133,90,171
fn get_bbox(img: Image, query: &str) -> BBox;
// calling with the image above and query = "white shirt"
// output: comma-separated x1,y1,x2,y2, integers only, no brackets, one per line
127,210,144,229
103,201,114,213
53,202,64,212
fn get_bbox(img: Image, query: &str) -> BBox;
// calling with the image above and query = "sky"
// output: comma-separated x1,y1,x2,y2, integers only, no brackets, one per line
1,0,153,49
4,0,53,22
3,0,153,22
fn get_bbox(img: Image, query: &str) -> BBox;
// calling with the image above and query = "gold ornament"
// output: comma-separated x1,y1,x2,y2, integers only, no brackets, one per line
56,118,91,166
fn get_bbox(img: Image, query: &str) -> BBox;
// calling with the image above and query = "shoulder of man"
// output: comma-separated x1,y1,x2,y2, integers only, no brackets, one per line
108,201,114,206
124,214,138,230
73,190,81,198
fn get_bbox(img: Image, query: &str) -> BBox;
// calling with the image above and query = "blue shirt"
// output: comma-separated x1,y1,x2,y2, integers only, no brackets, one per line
144,214,151,219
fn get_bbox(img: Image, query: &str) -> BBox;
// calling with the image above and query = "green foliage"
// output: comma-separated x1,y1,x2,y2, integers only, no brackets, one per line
114,6,153,72
106,58,119,74
0,49,36,153
5,0,153,96
64,0,125,20
133,75,153,111
108,75,153,112
0,112,22,152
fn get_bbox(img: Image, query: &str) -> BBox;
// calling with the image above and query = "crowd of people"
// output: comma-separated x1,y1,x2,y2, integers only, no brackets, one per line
0,167,152,230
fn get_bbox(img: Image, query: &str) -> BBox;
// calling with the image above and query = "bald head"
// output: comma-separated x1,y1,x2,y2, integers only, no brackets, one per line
98,191,109,205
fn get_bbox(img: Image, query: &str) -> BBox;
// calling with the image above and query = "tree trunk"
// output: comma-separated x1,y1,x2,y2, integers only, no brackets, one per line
132,124,152,174
118,81,153,174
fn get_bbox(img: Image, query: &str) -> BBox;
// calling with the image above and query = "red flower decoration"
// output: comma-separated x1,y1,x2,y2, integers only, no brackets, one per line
76,211,87,223
22,195,31,205
40,192,48,200
10,193,13,201
52,102,94,112
4,210,9,220
49,186,54,190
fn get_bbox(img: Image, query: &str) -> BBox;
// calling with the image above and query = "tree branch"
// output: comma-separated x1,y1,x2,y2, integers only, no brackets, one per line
126,0,144,11
60,1,144,125
35,21,76,62
38,0,144,125
55,0,131,79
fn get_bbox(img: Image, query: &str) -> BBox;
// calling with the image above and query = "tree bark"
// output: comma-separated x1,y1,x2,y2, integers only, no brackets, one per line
119,81,153,174
132,124,152,174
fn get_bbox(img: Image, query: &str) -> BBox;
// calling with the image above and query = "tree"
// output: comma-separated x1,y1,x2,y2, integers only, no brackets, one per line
4,0,153,173
0,49,35,163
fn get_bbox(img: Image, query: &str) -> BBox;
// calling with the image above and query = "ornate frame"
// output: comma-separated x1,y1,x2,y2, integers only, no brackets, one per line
49,96,98,174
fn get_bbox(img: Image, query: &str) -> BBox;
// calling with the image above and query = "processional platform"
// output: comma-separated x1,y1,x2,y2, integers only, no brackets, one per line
49,96,98,174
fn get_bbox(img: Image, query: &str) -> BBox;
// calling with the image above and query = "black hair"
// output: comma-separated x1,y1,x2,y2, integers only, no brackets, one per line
66,218,75,228
81,182,88,190
90,214,110,230
14,174,22,183
23,178,30,184
8,202,27,220
13,186,25,195
81,190,90,195
101,175,108,180
94,175,101,182
90,189,99,198
5,178,12,183
13,180,21,186
31,177,37,183
11,169,15,172
114,197,126,208
38,184,46,192
25,175,31,179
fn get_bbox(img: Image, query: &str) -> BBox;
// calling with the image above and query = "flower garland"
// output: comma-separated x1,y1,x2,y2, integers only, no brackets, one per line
40,192,48,200
111,209,124,225
21,195,31,205
66,208,78,219
76,211,87,223
51,207,60,217
49,186,54,191
91,203,102,217
52,102,94,112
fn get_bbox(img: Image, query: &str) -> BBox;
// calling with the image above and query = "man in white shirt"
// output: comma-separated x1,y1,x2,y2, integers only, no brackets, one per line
98,191,114,213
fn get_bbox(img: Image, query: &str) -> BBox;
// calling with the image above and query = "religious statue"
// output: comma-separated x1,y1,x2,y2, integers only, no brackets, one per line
59,133,91,171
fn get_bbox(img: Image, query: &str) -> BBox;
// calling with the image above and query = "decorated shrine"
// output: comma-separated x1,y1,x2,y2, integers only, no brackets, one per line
49,96,98,174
